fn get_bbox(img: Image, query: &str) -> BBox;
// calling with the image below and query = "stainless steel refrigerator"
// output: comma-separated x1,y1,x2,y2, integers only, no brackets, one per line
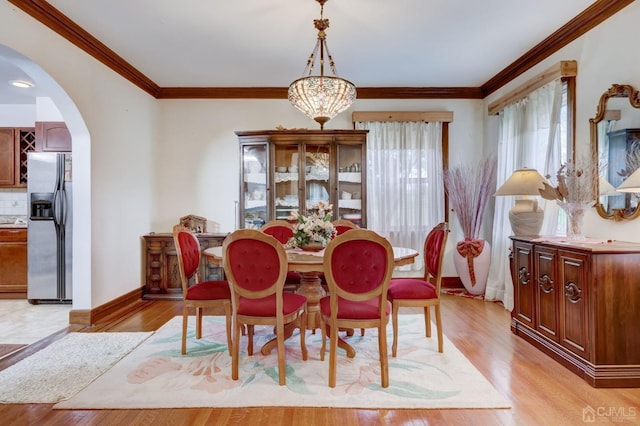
27,152,72,304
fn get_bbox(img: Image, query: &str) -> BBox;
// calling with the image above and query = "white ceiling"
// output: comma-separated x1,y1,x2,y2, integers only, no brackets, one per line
2,0,597,103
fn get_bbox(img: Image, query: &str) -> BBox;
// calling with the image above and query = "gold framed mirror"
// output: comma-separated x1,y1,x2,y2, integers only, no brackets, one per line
590,84,640,221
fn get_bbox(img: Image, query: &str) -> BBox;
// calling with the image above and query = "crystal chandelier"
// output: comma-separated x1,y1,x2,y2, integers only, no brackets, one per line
288,0,356,130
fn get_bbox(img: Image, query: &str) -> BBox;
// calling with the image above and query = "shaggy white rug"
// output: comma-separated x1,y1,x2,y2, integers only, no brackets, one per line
54,316,510,410
0,332,152,403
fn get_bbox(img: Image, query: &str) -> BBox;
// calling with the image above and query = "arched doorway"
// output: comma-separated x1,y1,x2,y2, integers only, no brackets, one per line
0,45,91,311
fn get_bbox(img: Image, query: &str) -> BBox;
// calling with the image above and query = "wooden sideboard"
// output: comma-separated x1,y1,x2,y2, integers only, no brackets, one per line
142,232,228,300
510,236,640,388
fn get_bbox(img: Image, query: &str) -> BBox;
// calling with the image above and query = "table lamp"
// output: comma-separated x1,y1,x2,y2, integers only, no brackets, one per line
494,167,547,236
616,167,640,192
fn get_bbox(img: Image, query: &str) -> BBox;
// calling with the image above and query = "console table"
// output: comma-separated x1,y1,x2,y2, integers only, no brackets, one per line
142,232,228,300
510,236,640,388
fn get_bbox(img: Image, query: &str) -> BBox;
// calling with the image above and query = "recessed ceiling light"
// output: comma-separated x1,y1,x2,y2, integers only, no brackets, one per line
9,79,35,89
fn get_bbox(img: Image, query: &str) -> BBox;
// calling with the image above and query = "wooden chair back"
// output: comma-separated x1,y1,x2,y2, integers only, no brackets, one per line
261,220,294,245
423,222,449,293
331,219,359,236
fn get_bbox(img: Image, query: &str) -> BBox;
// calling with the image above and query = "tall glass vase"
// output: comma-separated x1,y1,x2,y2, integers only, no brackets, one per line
558,201,593,241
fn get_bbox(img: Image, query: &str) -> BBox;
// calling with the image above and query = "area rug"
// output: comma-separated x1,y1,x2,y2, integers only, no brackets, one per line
54,315,510,410
0,332,153,403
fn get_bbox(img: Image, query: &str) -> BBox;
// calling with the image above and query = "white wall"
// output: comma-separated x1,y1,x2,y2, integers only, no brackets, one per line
156,98,482,277
483,1,640,243
0,3,158,309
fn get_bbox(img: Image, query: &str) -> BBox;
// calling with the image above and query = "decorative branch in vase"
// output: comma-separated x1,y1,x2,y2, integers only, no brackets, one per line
443,155,497,295
538,160,597,241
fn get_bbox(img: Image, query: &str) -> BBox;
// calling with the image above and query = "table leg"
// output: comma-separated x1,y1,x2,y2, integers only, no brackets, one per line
260,323,296,356
295,272,325,331
261,271,356,358
260,272,324,356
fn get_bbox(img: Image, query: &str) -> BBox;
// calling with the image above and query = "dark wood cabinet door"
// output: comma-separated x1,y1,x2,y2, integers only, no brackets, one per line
534,246,559,341
0,229,28,298
512,241,535,328
558,250,589,359
0,128,16,186
36,121,72,152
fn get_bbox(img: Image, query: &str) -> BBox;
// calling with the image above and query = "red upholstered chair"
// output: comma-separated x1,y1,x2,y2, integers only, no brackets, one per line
330,219,364,335
332,219,359,235
387,222,449,356
319,229,394,388
261,220,301,288
173,225,231,356
223,229,308,386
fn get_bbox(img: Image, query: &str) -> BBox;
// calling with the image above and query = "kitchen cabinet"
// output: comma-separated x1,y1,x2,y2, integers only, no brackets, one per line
0,127,36,188
141,232,228,300
236,130,367,229
36,121,72,152
0,228,28,298
510,236,640,387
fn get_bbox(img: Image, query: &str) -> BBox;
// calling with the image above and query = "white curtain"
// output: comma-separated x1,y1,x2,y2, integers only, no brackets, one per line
486,80,564,310
354,121,445,272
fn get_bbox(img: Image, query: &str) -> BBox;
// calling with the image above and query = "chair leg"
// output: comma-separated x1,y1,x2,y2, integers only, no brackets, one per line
276,322,286,386
435,304,443,353
424,306,432,338
224,302,232,356
379,323,389,388
328,322,338,388
181,306,189,355
247,325,254,355
299,309,308,361
196,307,203,339
320,316,327,361
232,317,241,381
391,302,399,357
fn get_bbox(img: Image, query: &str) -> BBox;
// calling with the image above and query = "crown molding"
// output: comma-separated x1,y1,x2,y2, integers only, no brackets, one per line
8,0,634,100
481,0,634,97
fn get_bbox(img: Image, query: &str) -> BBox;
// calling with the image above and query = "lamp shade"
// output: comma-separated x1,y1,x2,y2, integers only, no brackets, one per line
494,167,547,196
288,76,356,128
599,175,622,196
616,167,640,192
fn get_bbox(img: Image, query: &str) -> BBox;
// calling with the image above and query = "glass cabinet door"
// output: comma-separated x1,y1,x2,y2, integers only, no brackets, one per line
304,144,331,213
241,144,268,229
336,143,364,227
273,143,301,220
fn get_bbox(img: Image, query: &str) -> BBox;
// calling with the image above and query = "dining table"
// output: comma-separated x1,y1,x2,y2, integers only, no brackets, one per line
203,245,418,357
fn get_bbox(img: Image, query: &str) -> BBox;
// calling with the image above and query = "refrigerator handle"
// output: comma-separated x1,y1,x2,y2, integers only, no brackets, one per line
60,187,68,226
52,154,64,226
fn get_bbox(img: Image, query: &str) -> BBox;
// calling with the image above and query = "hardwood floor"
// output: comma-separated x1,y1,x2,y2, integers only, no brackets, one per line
1,294,638,425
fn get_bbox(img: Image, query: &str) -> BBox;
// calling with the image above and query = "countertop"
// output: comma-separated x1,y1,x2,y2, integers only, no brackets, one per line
0,216,28,228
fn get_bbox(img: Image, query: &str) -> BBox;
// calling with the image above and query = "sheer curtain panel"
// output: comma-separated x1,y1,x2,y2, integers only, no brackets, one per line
487,80,564,310
355,121,445,272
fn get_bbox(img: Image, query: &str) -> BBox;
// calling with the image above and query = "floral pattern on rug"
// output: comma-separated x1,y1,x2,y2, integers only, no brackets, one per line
127,324,460,400
54,315,511,410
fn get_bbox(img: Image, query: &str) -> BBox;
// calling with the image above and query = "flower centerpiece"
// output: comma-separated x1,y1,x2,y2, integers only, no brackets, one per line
443,155,497,295
538,160,597,240
287,200,337,251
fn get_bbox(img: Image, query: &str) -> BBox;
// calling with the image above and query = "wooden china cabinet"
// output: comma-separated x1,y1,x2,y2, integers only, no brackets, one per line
236,129,367,229
510,236,640,387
